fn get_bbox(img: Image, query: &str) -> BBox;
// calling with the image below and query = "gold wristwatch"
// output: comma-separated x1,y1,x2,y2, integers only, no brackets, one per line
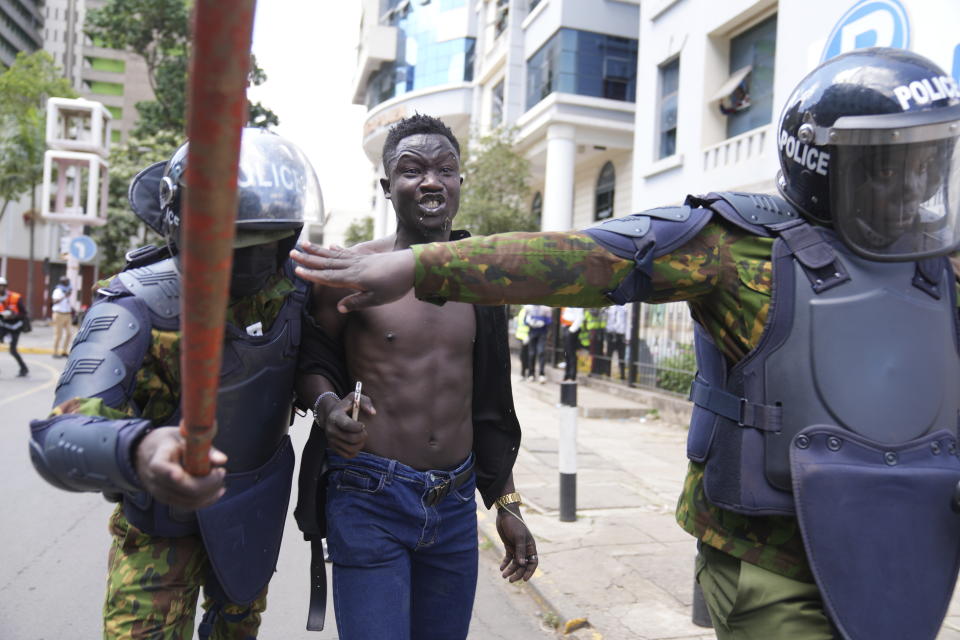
495,492,522,511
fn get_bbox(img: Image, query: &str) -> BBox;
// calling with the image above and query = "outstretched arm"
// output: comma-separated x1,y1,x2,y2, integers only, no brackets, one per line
291,231,632,312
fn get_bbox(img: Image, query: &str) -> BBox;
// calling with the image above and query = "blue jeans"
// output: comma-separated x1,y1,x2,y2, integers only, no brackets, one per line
325,451,479,640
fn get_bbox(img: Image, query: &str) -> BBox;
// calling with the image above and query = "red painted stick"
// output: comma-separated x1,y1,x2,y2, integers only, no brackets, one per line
179,0,257,475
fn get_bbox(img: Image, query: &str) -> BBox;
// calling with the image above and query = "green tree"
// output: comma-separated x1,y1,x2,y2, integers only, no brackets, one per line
84,0,279,273
85,0,278,136
345,216,374,247
0,51,77,224
92,129,180,277
0,51,76,309
458,127,535,235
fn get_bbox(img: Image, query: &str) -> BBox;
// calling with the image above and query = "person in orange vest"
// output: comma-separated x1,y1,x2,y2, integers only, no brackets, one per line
0,276,29,377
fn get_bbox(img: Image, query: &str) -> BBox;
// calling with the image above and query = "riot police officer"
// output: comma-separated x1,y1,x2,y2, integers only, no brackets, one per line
29,128,332,639
290,48,960,640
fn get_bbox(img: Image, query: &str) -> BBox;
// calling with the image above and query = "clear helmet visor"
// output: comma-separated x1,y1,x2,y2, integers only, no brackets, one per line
826,108,960,261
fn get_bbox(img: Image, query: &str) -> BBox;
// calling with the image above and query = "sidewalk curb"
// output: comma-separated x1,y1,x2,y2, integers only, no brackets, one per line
0,345,56,355
476,511,575,636
477,505,602,638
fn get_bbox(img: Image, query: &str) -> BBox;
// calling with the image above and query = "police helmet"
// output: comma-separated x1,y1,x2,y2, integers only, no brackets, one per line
777,47,960,261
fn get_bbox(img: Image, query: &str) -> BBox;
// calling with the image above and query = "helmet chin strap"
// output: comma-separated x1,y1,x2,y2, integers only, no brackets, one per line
853,216,898,248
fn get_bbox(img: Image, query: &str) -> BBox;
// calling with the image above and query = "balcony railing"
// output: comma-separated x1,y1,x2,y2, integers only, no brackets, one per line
702,123,771,173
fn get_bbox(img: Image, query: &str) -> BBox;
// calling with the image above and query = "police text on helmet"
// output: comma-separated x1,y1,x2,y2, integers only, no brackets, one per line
778,130,830,176
892,76,960,111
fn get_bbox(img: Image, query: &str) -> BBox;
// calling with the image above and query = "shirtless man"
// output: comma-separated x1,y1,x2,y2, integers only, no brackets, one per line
300,114,537,640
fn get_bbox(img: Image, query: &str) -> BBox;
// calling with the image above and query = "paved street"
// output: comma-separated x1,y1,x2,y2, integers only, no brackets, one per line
9,323,960,639
0,348,551,639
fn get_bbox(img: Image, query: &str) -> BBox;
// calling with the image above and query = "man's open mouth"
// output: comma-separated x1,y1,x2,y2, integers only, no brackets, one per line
419,194,445,212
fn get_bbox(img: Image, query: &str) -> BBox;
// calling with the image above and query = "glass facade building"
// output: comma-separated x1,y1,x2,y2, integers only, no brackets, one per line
366,0,475,109
526,28,638,110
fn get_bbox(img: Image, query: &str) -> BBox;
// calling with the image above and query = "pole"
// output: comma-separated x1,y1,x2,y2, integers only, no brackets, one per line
559,381,577,522
179,0,257,475
692,555,713,627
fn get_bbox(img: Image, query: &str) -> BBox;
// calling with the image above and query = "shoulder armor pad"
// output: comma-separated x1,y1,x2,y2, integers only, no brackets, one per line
54,299,150,407
706,192,801,236
72,301,141,351
54,344,129,407
118,257,180,321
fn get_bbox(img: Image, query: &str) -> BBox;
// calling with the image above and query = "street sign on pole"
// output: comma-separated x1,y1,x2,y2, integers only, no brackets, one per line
68,235,97,262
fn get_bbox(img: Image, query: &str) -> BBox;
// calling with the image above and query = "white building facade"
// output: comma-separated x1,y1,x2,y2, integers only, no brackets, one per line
634,0,960,210
353,0,642,236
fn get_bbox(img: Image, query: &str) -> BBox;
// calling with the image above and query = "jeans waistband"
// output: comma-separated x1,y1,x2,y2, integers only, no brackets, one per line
326,450,474,486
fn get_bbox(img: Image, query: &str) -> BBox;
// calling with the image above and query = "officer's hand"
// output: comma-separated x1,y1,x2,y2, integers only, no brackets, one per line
496,506,538,583
134,426,227,510
291,244,415,313
323,394,376,458
0,309,11,319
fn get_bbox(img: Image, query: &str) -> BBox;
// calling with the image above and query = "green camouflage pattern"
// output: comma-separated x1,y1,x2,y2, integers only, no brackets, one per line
410,219,818,579
413,232,634,307
104,506,266,640
56,272,294,637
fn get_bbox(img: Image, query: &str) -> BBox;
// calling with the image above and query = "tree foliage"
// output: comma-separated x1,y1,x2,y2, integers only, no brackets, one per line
0,51,77,223
91,129,180,276
85,0,278,136
457,127,535,235
84,0,280,273
344,216,374,247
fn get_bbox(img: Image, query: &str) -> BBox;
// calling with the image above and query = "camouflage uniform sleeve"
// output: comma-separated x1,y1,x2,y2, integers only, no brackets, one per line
411,226,728,308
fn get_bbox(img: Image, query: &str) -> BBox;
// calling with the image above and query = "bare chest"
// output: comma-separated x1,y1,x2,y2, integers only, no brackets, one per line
347,292,476,358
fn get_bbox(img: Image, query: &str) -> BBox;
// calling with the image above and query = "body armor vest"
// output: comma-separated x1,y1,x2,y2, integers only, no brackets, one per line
117,256,306,604
687,197,960,514
685,193,960,639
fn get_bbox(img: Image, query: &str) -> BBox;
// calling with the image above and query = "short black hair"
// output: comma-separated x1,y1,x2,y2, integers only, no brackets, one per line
381,113,460,172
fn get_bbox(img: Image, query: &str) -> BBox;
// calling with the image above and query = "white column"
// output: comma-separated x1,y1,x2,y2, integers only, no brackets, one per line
542,124,576,231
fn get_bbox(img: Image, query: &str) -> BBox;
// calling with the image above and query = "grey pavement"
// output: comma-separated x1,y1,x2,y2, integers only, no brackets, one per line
9,323,960,638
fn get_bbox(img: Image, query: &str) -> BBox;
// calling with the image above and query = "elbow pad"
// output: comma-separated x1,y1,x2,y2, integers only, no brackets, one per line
29,414,151,494
584,205,713,304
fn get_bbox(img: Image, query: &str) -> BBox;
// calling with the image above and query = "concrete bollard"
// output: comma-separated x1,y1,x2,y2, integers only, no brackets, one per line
559,381,577,522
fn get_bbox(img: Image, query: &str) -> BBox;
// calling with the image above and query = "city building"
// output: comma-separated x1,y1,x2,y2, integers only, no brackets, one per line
352,0,640,235
44,0,155,146
0,0,43,67
0,0,156,318
633,0,960,210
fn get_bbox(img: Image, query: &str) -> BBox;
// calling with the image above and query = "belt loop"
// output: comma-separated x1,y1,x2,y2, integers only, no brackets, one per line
385,459,397,486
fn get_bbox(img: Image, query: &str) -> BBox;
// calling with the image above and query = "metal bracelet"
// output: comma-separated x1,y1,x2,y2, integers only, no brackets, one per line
312,391,340,424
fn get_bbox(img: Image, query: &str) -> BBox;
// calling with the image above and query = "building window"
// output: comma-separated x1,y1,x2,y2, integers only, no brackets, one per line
526,28,637,110
86,56,126,73
531,191,542,228
365,0,475,108
594,162,615,221
657,58,679,159
84,80,124,96
107,106,122,120
725,14,777,138
495,0,509,38
491,80,504,127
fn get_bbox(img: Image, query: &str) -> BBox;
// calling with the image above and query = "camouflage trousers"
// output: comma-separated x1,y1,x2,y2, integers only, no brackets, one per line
103,505,268,640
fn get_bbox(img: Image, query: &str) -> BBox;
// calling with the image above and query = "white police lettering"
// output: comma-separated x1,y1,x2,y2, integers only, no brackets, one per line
238,162,303,190
893,75,960,110
779,129,830,176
